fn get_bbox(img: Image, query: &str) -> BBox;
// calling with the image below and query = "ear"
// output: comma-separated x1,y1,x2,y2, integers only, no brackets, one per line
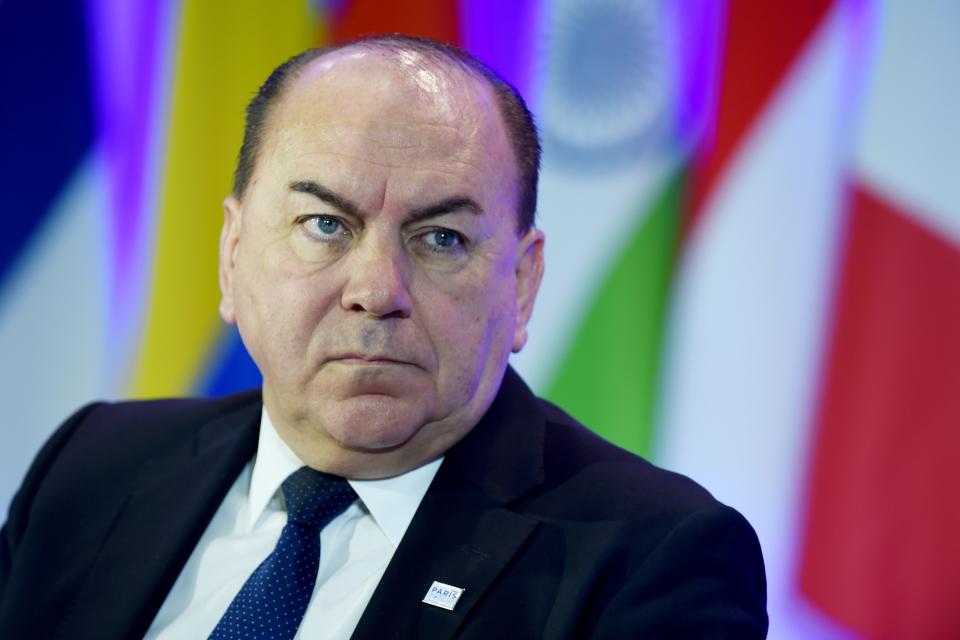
218,195,243,324
512,227,545,353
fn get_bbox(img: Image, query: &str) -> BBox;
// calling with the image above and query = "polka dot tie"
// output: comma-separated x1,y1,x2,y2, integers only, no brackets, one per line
208,467,357,640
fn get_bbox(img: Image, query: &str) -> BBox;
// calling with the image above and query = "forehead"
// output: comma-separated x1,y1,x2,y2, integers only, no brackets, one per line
291,48,481,119
259,49,515,192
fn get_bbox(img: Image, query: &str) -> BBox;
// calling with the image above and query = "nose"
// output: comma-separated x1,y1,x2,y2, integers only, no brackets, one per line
340,238,413,319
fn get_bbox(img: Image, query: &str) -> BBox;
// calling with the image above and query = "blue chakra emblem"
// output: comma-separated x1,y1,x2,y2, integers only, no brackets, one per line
540,0,675,171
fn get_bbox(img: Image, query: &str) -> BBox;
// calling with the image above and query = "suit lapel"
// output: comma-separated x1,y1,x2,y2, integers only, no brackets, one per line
351,487,538,640
59,397,261,640
352,368,545,640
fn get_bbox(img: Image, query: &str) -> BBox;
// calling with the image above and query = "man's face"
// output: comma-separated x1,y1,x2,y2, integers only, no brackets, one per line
219,50,543,478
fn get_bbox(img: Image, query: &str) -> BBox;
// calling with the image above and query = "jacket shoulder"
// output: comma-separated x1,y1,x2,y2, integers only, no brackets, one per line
7,390,261,505
530,398,768,637
56,390,258,453
536,397,720,519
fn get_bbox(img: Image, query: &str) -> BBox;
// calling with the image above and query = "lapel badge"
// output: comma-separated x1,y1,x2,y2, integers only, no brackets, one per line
422,581,464,611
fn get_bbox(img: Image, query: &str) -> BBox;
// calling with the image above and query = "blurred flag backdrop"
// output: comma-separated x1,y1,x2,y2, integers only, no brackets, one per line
1,1,957,638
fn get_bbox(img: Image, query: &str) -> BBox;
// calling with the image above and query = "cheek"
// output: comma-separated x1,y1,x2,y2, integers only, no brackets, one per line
235,249,339,367
418,265,517,376
418,267,491,331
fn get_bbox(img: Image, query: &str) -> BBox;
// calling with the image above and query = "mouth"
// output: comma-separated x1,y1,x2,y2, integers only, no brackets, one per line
326,353,417,367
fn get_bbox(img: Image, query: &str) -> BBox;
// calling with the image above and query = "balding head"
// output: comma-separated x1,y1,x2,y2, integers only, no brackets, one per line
233,35,541,232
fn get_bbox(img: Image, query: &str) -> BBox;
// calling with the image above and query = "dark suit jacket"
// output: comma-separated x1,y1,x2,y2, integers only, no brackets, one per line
0,368,767,639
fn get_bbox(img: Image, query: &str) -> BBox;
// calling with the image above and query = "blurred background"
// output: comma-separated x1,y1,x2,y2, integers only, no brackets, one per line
1,0,957,637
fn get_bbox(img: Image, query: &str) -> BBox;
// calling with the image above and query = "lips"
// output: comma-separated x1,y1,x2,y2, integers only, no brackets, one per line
326,353,417,367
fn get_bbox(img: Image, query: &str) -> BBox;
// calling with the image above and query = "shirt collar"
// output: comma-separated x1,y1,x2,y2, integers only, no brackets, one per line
247,406,442,547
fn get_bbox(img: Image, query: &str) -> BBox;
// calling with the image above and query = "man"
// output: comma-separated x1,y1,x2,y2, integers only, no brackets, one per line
0,36,767,639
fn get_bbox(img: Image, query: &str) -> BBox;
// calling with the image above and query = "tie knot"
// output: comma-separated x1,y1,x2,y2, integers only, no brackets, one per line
281,466,357,528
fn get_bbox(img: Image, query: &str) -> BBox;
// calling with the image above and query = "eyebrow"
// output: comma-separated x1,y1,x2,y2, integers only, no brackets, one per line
289,180,361,217
407,196,482,223
290,180,483,223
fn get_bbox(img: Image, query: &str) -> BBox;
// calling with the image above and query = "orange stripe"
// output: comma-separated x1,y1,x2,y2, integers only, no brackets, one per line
686,0,833,238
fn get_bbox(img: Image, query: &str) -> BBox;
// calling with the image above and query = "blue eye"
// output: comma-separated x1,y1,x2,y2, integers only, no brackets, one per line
426,229,462,248
313,216,341,235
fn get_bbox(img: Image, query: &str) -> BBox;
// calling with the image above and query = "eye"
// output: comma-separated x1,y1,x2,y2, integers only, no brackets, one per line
310,215,343,236
299,215,352,243
422,229,464,250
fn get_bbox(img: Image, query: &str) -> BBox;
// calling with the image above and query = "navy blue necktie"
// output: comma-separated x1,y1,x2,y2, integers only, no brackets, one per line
209,466,357,640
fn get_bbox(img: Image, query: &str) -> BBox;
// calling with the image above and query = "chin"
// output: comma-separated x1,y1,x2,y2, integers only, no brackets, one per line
323,395,431,452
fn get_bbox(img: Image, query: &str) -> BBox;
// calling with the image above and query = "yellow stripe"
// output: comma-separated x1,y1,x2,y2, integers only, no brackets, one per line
130,1,319,397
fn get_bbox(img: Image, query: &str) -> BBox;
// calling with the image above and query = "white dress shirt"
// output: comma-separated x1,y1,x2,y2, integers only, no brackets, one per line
144,408,442,640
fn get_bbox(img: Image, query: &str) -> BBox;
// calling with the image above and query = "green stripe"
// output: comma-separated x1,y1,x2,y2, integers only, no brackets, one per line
545,172,683,457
